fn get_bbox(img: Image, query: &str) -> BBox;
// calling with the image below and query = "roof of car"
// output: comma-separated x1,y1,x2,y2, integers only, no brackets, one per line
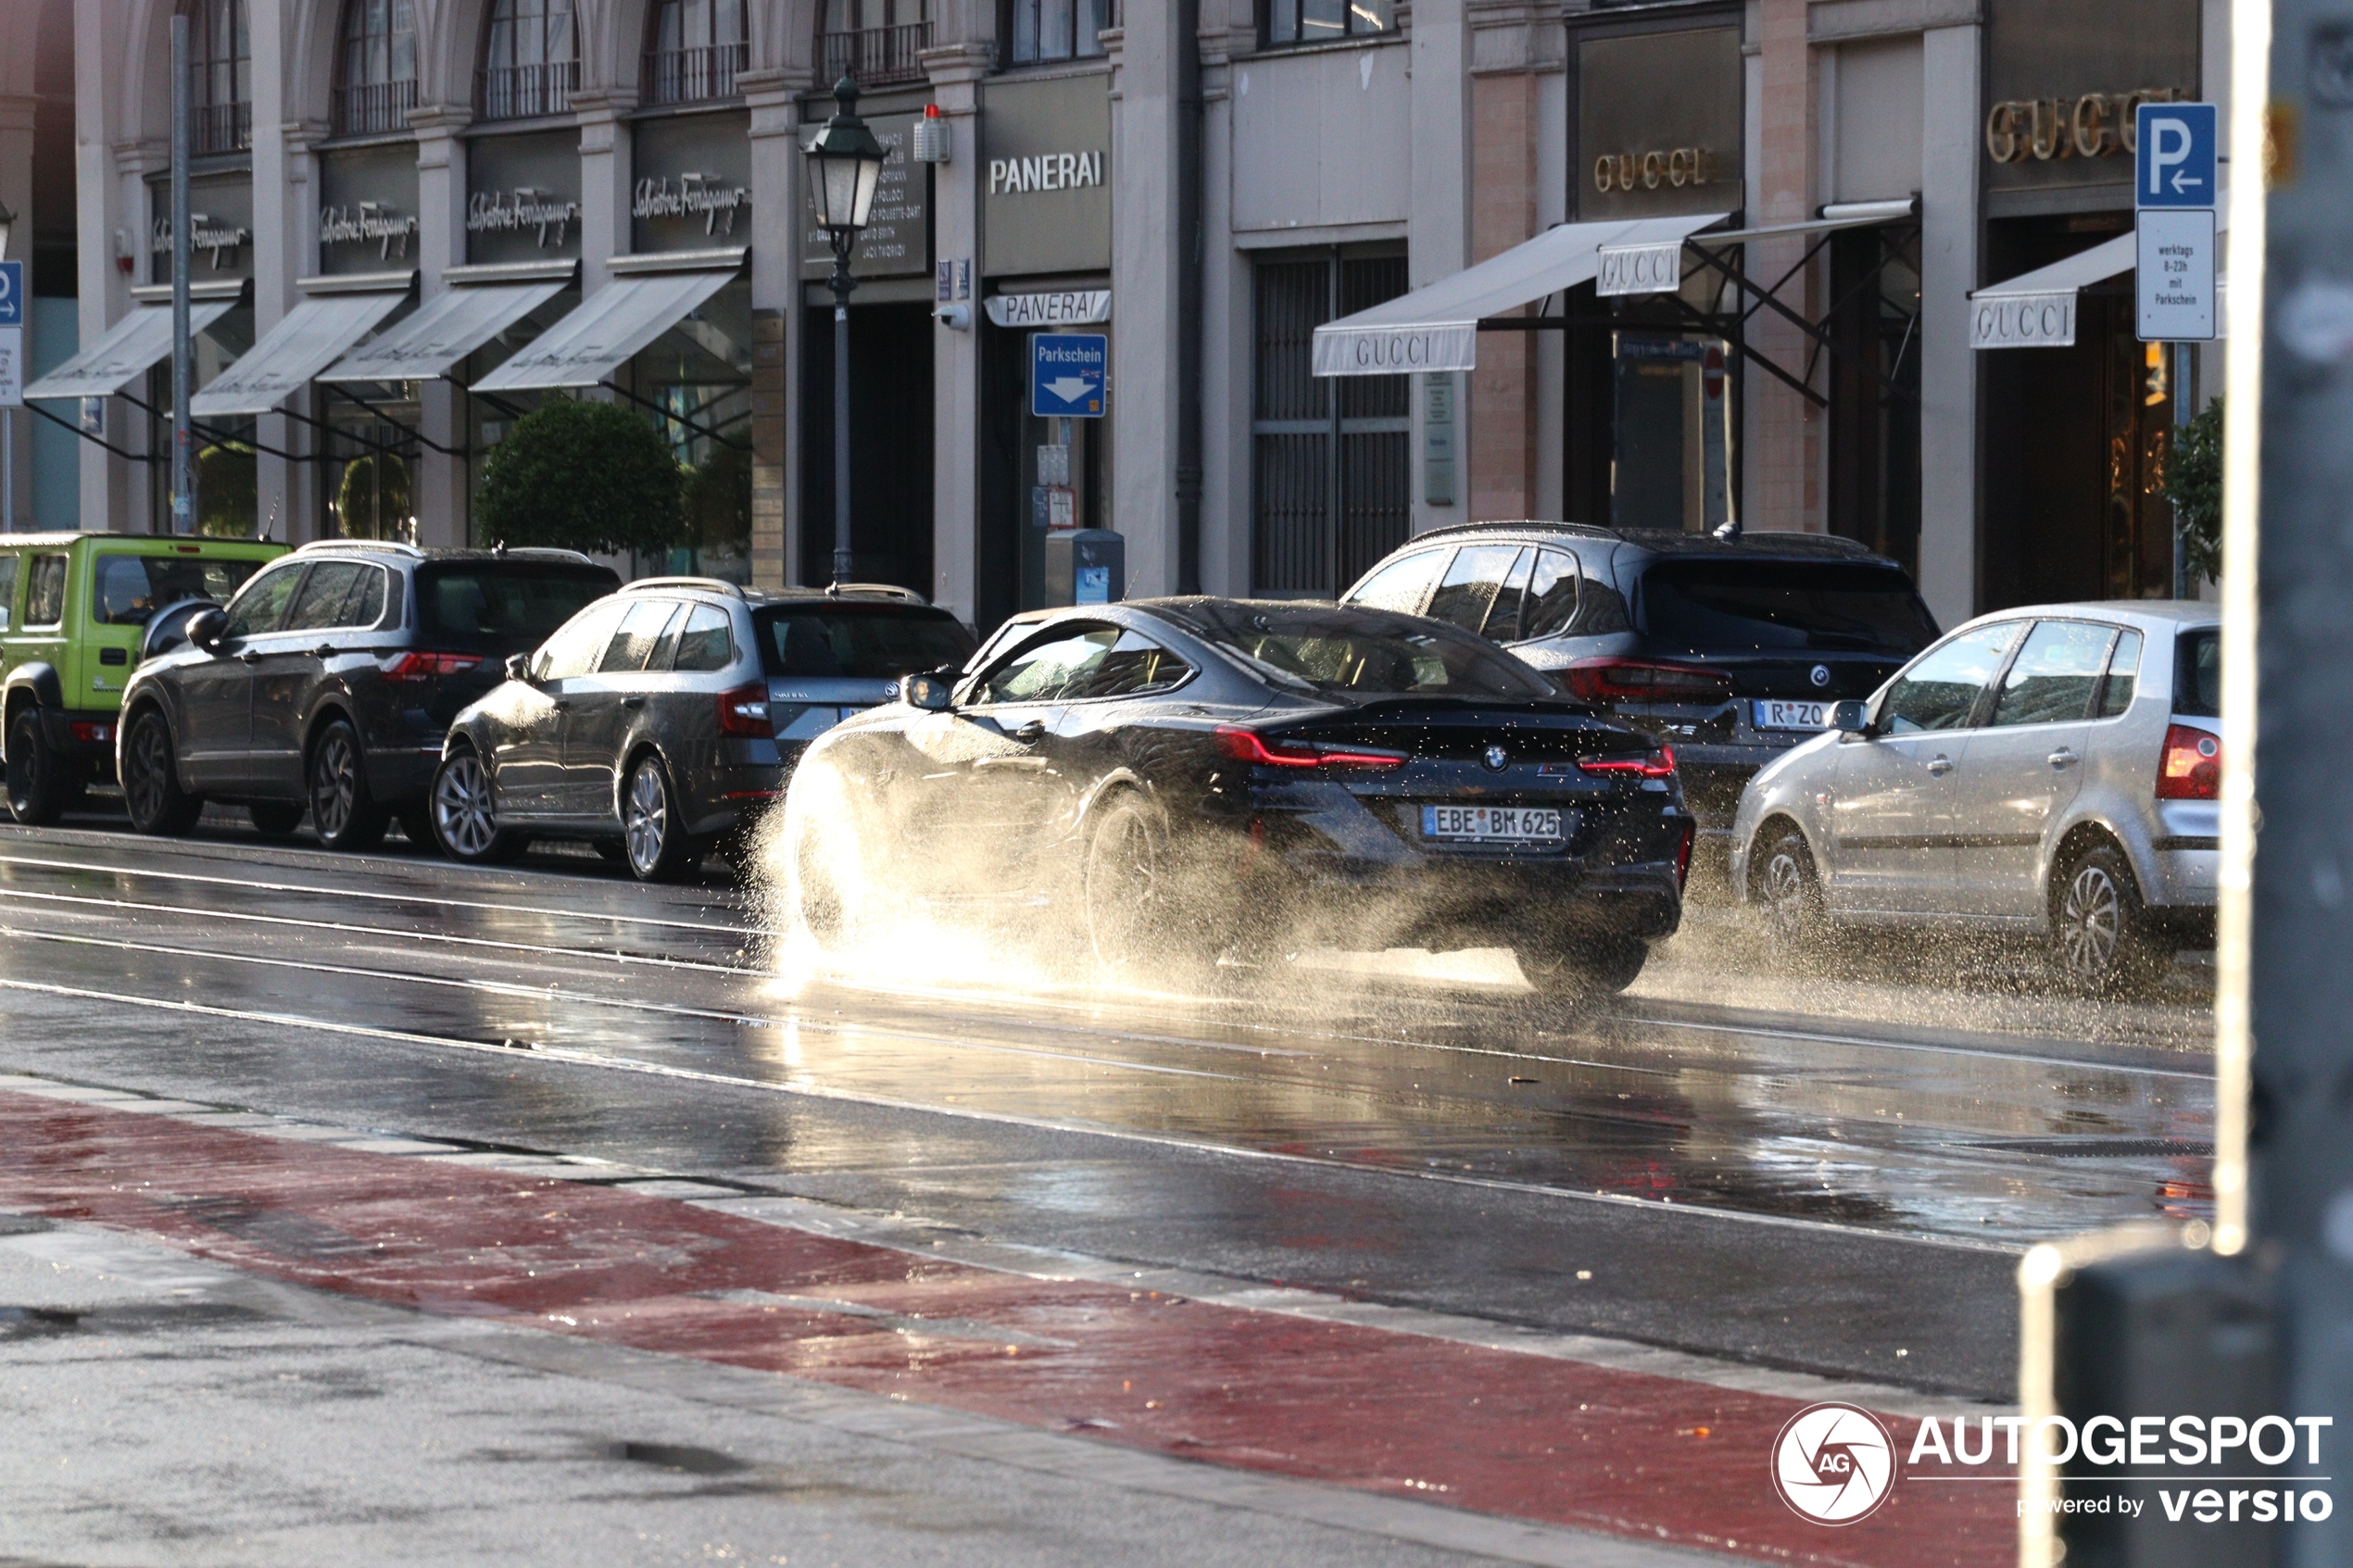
1400,521,1898,565
291,541,610,570
613,576,941,608
1961,599,2221,629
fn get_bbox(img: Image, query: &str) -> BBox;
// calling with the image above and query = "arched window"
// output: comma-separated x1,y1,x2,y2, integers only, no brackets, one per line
481,0,576,119
333,0,419,136
818,0,933,87
186,0,252,153
644,0,747,107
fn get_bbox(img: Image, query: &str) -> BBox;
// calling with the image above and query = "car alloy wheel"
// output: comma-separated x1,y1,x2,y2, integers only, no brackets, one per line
432,751,500,860
309,729,360,843
121,709,201,836
623,756,692,882
1082,796,1170,968
1756,826,1825,958
2057,861,2123,983
6,709,73,826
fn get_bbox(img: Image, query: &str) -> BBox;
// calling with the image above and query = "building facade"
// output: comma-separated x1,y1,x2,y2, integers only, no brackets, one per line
37,0,2224,634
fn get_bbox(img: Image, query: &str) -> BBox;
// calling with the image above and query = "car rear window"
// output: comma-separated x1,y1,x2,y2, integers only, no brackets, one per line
2174,626,2221,718
751,604,976,680
416,564,620,654
90,553,267,626
1158,602,1554,700
1639,561,1938,655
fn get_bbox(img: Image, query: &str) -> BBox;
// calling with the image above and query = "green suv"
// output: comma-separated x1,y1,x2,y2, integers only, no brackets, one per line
0,533,284,822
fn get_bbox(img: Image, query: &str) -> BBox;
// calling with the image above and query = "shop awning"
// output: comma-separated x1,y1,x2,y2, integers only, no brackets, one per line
1312,215,1730,377
22,300,237,401
1969,207,2232,348
189,283,411,417
470,268,737,394
317,279,567,384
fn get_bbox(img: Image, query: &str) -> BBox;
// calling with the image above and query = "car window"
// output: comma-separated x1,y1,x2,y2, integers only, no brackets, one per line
1989,621,2115,727
975,624,1121,704
416,564,620,655
1877,622,2024,734
1520,549,1579,640
671,603,736,673
1483,549,1536,643
1572,559,1632,633
1640,560,1938,654
751,605,977,680
599,598,681,673
283,562,365,633
340,564,388,629
1155,601,1555,701
1424,546,1524,635
22,554,68,628
0,555,18,632
2095,629,2145,719
1346,550,1446,616
1062,630,1194,700
91,553,268,627
223,562,304,639
535,602,630,681
2172,628,2218,718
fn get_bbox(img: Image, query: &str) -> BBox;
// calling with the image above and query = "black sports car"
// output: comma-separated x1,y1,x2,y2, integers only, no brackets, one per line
782,597,1696,998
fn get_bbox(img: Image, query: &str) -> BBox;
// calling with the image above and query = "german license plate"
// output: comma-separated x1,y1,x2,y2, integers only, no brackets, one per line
1420,805,1565,843
1755,699,1833,731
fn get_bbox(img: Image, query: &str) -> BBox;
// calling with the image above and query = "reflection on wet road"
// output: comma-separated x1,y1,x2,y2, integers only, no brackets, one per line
0,823,2214,1249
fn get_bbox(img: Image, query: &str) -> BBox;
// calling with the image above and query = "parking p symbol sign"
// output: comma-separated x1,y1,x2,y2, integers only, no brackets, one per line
2135,102,2216,209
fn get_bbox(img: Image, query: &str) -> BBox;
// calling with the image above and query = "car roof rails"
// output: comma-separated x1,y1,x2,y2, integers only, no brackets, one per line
824,582,931,604
1412,520,1623,544
623,575,749,597
494,546,598,564
296,538,426,558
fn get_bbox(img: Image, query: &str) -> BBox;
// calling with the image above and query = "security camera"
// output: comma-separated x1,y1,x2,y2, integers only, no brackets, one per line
935,303,972,331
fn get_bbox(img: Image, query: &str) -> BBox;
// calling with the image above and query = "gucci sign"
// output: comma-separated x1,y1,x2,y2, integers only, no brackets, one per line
1593,148,1716,194
1969,292,2077,349
1596,242,1684,297
1985,88,2188,164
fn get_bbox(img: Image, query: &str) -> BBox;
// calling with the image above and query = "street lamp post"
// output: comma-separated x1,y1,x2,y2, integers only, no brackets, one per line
802,76,887,589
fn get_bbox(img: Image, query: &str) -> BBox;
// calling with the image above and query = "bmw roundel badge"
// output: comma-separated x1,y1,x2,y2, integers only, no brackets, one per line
1483,745,1509,771
1810,664,1832,688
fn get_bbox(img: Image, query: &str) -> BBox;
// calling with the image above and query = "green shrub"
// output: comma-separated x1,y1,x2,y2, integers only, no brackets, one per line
476,396,685,557
2164,397,2223,585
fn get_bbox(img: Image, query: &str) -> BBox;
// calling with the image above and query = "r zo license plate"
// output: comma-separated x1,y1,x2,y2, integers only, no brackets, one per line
1755,699,1833,731
1421,805,1565,843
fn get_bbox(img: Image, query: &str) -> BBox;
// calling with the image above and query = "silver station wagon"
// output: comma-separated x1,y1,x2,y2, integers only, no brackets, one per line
1729,602,2221,991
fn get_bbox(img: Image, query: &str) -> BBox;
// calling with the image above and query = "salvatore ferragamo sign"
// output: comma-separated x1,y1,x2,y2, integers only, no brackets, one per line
632,173,749,236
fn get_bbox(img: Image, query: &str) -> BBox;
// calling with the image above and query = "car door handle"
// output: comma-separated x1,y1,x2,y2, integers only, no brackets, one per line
235,650,261,664
2047,747,2077,768
623,696,645,709
1926,755,1954,776
312,645,336,659
1011,720,1047,743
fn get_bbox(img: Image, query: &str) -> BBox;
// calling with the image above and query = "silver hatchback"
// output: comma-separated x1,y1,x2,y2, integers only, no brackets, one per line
1728,603,2220,990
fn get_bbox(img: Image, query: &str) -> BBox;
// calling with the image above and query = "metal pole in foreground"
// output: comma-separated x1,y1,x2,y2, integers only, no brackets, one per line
832,234,854,587
169,14,195,536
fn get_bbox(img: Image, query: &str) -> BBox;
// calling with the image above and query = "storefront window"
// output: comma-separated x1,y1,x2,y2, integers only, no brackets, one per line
333,0,419,136
644,0,747,106
481,0,576,120
1611,334,1734,534
634,280,754,582
190,0,251,154
820,0,934,86
147,308,261,537
1264,0,1394,46
1006,0,1112,65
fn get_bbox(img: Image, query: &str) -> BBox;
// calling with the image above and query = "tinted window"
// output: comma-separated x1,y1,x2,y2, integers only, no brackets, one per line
599,598,680,673
23,554,67,627
1424,546,1524,635
223,562,304,638
1063,630,1194,699
1520,550,1579,641
672,604,735,673
283,562,364,633
2173,628,2219,718
416,564,620,655
1640,561,1937,654
1990,621,2114,727
1878,622,2023,734
1156,601,1555,700
1347,550,1446,615
2096,629,2145,719
0,556,18,632
341,565,388,629
91,553,267,627
976,625,1120,704
752,605,978,681
1574,559,1631,633
535,602,629,681
1484,549,1536,643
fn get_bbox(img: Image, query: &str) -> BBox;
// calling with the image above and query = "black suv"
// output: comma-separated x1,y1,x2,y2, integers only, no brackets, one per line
1340,524,1940,846
117,542,621,848
432,580,975,879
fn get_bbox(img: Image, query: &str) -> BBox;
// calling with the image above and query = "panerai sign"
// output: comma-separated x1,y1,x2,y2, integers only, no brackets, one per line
632,173,749,236
988,149,1104,195
467,187,580,249
320,202,418,259
1986,87,2188,163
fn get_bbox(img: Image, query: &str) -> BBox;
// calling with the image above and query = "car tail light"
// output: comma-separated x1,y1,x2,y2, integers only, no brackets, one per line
1214,725,1405,770
1581,746,1678,779
1560,659,1734,707
717,681,774,739
69,721,114,745
1674,820,1696,891
380,651,484,683
2158,723,2220,799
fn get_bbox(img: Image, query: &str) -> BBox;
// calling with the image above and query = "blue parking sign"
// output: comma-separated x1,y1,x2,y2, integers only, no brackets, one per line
1030,332,1106,419
0,261,22,327
2135,102,2216,209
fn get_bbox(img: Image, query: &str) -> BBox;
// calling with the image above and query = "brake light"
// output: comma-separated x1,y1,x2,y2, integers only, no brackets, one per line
1560,658,1734,706
717,681,773,739
1675,820,1696,890
1214,725,1405,770
2157,723,2220,800
1581,746,1678,779
69,721,114,745
380,651,484,683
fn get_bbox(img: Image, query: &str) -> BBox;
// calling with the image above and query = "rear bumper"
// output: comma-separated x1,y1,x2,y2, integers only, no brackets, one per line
366,745,442,807
37,709,122,778
680,760,788,839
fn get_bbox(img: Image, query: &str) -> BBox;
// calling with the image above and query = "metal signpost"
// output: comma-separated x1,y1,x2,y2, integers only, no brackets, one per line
169,13,195,536
0,258,21,532
2137,101,2218,601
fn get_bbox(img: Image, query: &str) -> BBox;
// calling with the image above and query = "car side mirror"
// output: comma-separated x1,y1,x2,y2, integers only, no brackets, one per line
185,608,228,655
902,671,956,712
1831,700,1871,736
505,653,534,684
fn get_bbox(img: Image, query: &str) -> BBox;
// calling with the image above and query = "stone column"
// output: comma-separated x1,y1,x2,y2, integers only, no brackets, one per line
411,107,470,548
1745,0,1819,533
259,119,323,543
0,90,32,530
1193,10,1252,597
924,42,989,621
1106,16,1187,598
1466,4,1556,522
1915,23,1980,626
574,90,635,294
1408,0,1469,536
742,68,809,592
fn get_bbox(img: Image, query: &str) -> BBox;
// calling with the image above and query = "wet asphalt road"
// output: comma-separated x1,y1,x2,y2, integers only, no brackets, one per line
0,808,2217,1401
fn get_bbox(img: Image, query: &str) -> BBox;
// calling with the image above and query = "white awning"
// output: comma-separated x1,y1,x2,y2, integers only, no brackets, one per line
317,281,567,383
22,301,237,401
189,288,410,417
470,269,737,393
1970,206,2232,348
1313,214,1729,377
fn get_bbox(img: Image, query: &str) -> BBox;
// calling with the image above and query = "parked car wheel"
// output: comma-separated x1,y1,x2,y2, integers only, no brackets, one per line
6,709,80,826
622,753,696,883
308,721,387,852
1754,822,1830,960
429,746,527,864
120,709,203,836
248,801,305,838
2050,843,2164,997
1519,937,1647,1002
1082,793,1182,971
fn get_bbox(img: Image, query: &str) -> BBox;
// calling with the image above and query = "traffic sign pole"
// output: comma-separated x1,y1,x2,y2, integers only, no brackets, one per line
0,257,21,533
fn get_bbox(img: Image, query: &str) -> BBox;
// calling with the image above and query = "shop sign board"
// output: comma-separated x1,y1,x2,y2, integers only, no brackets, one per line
145,172,254,282
1031,332,1105,419
1576,29,1742,221
633,111,751,254
984,290,1109,328
1595,241,1684,297
800,111,931,281
983,73,1112,278
1982,0,2199,194
318,144,421,274
467,130,582,263
2135,101,2217,342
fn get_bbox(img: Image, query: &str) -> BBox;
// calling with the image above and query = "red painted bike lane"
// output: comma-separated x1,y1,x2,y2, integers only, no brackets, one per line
0,1091,2010,1564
